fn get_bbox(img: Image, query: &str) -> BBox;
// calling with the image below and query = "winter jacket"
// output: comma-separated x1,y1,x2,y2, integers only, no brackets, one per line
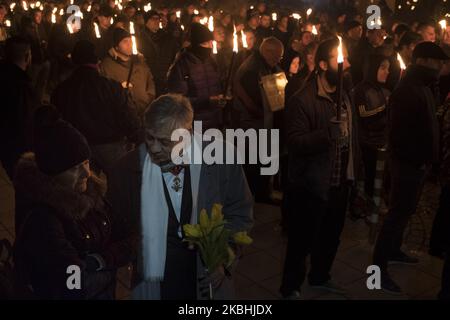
51,65,140,146
441,100,450,185
0,62,37,178
167,47,223,129
286,73,359,201
100,48,155,117
13,153,135,299
233,50,283,130
388,64,440,166
353,56,391,147
140,28,180,97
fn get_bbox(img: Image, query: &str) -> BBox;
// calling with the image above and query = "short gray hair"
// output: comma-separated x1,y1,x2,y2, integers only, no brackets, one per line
144,94,193,136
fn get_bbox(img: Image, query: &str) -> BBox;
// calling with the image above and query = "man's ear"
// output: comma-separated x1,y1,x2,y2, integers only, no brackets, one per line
319,60,328,71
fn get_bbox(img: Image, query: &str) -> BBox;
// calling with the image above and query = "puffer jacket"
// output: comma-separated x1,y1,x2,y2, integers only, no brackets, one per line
167,47,223,130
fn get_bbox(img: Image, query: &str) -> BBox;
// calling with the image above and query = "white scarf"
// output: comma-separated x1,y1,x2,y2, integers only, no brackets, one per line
138,139,202,292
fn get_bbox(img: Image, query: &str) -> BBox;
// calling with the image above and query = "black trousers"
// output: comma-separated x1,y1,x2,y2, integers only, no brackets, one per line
361,143,379,198
430,184,450,256
243,164,271,202
373,158,427,271
160,237,197,300
280,184,350,296
439,254,450,300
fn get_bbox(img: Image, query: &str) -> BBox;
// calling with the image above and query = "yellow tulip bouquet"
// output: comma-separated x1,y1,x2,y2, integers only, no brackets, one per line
183,203,252,298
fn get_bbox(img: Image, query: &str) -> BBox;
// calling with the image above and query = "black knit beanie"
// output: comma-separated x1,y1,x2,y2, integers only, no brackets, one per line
112,27,131,48
33,106,91,176
189,23,213,46
72,40,98,65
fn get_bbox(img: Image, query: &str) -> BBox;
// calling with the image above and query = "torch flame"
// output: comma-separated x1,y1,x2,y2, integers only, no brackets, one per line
212,40,218,54
22,1,28,11
440,19,447,30
292,13,301,20
10,3,16,11
130,22,138,55
181,24,185,30
87,5,91,12
337,35,344,64
272,13,277,21
208,16,214,32
94,22,101,38
307,8,312,17
67,23,74,34
5,20,11,27
200,16,208,25
194,9,199,15
51,13,56,23
59,8,64,16
397,53,406,70
312,25,318,35
241,30,248,48
176,11,181,19
232,24,238,53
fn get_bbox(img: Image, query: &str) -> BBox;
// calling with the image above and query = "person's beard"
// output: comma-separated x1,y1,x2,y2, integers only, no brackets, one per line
325,68,339,86
325,68,353,90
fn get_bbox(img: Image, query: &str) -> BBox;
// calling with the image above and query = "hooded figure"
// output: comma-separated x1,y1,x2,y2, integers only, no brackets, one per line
352,54,391,198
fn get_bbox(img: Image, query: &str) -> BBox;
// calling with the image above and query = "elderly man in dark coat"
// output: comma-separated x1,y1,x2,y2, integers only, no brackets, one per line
233,37,284,203
107,94,253,300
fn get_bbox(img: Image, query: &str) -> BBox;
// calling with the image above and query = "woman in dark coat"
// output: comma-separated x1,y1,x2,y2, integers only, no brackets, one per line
13,106,137,300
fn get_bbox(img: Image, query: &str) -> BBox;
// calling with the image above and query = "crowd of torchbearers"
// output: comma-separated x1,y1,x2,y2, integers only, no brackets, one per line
0,0,449,300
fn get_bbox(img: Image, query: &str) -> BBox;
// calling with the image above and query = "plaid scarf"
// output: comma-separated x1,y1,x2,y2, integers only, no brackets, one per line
330,105,350,187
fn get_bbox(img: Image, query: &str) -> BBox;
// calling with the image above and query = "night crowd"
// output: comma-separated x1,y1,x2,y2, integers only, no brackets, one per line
0,0,449,300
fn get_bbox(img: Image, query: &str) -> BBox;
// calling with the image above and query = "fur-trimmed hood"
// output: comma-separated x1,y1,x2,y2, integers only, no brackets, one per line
14,152,107,220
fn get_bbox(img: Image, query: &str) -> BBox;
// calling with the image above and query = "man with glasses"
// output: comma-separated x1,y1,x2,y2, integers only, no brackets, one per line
106,94,253,300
